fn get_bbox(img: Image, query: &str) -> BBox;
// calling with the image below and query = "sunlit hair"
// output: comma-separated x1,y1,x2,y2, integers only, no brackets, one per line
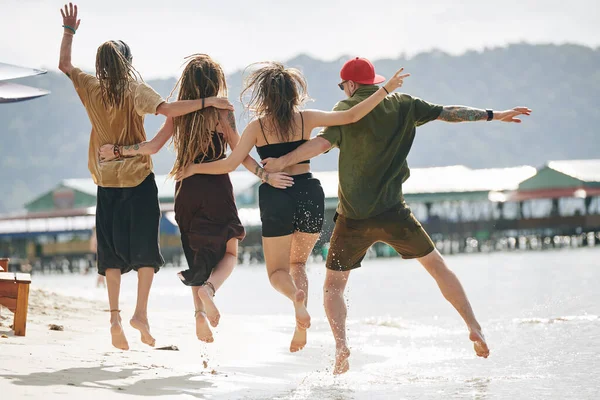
241,61,309,142
168,54,228,179
95,40,141,108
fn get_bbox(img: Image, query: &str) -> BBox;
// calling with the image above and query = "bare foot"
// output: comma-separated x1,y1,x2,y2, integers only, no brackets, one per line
293,290,311,330
110,320,129,351
469,328,490,358
333,345,350,375
195,311,214,343
198,286,220,328
130,317,156,347
290,325,307,353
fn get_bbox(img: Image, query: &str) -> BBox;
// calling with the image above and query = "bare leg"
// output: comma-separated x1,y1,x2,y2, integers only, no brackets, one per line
417,249,489,358
105,268,129,350
198,238,239,328
289,232,320,353
263,235,311,335
323,269,351,374
130,267,156,347
192,286,213,343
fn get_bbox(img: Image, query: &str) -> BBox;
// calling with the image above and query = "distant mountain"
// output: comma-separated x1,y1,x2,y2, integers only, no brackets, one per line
1,43,599,212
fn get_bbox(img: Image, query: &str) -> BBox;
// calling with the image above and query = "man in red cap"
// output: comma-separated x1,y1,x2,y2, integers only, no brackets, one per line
263,57,531,374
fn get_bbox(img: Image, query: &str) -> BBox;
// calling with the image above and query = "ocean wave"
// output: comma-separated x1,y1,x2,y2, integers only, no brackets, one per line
514,315,598,324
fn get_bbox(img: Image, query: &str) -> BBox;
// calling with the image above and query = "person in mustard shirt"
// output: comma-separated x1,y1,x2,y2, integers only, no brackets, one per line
57,3,233,351
263,57,532,374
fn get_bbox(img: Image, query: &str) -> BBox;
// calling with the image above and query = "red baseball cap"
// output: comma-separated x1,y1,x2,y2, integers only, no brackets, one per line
340,57,385,85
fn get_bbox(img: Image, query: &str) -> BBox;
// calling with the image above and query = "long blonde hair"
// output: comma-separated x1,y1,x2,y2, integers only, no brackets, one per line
168,54,228,178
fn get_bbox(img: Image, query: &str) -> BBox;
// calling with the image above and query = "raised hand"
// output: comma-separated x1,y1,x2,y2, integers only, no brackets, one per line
383,67,410,93
265,172,294,189
496,107,532,123
60,3,80,33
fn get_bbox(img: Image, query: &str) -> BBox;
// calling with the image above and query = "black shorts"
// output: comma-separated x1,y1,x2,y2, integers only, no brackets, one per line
259,173,325,237
96,173,164,275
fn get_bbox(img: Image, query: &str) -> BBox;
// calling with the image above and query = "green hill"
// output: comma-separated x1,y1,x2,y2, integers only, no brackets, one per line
1,43,598,212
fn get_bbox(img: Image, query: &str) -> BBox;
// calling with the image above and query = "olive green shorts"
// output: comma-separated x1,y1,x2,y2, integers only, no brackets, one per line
326,205,435,271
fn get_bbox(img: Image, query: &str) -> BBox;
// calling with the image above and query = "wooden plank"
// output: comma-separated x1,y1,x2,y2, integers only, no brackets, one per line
14,282,29,336
0,296,17,312
0,283,18,298
0,272,16,281
15,273,31,283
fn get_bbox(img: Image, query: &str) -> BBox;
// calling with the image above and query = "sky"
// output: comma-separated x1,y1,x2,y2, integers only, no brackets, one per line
1,0,599,79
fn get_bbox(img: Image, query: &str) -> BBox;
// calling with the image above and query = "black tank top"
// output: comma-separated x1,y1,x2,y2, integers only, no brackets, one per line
255,112,310,165
194,132,227,164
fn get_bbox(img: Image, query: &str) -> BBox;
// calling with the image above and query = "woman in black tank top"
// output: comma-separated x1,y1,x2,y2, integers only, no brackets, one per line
176,61,403,352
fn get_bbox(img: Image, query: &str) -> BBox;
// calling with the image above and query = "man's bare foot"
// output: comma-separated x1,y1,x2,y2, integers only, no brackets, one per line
130,316,156,347
198,285,220,328
110,320,129,351
469,328,490,358
293,289,311,330
290,325,307,353
333,345,350,375
195,311,214,343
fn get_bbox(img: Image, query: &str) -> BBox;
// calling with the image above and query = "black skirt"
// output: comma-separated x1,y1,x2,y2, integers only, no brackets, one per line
175,173,245,286
95,172,164,275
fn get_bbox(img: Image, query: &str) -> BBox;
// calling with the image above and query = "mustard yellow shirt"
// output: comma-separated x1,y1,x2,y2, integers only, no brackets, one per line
70,68,164,188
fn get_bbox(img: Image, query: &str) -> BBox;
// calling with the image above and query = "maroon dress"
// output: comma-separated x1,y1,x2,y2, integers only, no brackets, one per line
175,132,246,286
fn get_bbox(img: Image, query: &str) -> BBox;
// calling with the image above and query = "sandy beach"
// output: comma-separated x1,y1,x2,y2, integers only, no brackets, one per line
1,249,599,399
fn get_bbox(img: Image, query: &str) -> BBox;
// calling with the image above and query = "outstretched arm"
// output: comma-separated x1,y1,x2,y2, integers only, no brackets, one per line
304,67,410,128
174,118,259,180
58,3,80,76
98,117,174,161
437,106,532,123
262,136,331,173
156,97,234,117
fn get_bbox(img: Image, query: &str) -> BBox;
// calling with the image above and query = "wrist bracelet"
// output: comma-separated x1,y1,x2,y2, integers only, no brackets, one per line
202,98,205,110
486,109,494,121
382,87,390,95
62,25,76,34
113,144,122,159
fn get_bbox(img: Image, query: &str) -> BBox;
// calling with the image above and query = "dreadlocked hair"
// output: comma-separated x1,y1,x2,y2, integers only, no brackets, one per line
241,61,309,142
95,40,141,108
168,54,228,179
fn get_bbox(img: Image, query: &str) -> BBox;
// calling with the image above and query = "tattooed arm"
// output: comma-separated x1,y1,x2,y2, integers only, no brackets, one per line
98,118,173,161
174,113,294,188
222,111,294,189
222,111,271,182
438,106,532,123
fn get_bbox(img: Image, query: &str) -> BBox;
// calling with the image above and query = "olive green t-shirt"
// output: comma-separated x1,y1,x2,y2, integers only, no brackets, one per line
319,85,442,220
